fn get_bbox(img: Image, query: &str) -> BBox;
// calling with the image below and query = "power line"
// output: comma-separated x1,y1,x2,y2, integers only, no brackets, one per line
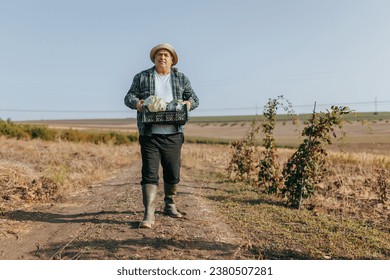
196,100,390,112
1,100,389,114
293,100,390,108
0,109,129,113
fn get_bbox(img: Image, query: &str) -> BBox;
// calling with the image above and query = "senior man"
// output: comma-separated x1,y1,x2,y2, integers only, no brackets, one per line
124,43,199,228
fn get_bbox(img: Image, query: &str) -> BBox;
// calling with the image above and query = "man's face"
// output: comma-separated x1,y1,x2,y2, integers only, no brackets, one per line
154,49,173,69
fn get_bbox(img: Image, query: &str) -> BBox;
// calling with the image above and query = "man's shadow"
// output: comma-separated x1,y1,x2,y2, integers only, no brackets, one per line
2,209,141,226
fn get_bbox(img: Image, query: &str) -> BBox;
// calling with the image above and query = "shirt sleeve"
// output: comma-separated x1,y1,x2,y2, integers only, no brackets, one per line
183,75,199,111
124,73,141,110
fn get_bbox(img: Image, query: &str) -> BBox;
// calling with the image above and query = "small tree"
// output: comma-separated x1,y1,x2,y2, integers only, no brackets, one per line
258,96,295,194
282,104,351,208
227,119,260,183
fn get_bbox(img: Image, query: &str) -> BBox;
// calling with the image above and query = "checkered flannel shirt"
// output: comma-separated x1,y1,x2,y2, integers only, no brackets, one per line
124,67,199,136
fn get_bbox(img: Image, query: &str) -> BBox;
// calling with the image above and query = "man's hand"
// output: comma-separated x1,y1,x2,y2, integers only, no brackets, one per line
183,100,191,111
136,100,144,112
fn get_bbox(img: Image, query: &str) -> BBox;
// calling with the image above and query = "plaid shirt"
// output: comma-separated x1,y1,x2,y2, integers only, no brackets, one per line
124,67,199,136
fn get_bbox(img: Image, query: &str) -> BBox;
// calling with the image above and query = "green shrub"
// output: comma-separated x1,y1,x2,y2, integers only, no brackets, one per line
25,126,58,141
0,119,29,139
0,119,138,146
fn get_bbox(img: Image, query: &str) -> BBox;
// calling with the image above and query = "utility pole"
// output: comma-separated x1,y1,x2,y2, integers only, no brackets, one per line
374,97,378,115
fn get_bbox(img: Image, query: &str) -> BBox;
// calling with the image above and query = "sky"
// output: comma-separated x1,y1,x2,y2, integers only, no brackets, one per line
1,0,390,120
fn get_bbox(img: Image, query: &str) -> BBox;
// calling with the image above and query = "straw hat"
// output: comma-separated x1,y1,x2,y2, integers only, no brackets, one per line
150,43,178,65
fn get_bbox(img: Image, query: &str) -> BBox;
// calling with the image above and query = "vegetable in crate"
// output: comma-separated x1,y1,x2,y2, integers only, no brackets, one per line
144,96,166,112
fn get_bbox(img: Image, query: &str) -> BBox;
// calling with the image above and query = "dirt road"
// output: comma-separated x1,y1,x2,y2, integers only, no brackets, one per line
0,162,241,260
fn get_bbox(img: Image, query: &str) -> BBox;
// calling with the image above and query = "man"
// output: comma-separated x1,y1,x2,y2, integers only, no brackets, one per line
124,43,199,229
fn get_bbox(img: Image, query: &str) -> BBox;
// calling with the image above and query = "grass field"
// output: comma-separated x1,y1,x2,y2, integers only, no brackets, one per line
2,112,388,259
181,143,389,259
1,136,389,259
18,111,390,154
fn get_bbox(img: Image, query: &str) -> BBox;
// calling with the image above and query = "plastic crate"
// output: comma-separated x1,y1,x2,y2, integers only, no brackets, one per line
142,104,188,125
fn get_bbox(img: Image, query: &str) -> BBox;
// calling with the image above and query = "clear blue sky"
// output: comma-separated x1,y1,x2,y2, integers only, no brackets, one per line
1,0,390,120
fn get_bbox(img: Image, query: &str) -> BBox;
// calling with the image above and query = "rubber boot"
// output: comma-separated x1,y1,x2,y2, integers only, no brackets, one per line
139,184,158,228
164,183,182,218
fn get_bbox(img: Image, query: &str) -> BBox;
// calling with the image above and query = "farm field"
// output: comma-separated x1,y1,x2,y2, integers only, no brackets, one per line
1,114,389,260
184,119,389,154
22,113,390,154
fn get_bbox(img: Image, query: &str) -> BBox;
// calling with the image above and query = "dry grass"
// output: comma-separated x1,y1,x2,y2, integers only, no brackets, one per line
181,143,390,259
0,137,138,212
310,151,389,223
1,134,389,259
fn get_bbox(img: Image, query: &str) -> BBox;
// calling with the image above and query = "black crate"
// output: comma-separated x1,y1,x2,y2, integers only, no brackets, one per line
141,104,188,125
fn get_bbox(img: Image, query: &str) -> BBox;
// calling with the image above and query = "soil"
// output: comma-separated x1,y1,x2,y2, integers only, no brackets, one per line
0,162,241,260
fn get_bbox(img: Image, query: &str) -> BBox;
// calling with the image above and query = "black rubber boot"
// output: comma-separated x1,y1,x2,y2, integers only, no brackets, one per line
139,184,158,228
164,183,182,218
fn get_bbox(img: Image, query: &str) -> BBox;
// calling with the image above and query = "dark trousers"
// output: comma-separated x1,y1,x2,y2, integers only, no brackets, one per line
139,133,184,186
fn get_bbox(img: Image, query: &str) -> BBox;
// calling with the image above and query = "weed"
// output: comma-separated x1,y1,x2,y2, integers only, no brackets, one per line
44,165,70,186
375,169,388,203
227,119,260,183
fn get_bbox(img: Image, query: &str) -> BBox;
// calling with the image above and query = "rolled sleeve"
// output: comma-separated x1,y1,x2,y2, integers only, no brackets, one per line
183,76,199,111
124,74,141,110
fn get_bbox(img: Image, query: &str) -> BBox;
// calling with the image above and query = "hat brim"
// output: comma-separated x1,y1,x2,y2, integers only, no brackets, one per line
150,43,178,66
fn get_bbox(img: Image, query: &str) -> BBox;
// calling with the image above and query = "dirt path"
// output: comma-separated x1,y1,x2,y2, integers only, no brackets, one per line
0,162,241,260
